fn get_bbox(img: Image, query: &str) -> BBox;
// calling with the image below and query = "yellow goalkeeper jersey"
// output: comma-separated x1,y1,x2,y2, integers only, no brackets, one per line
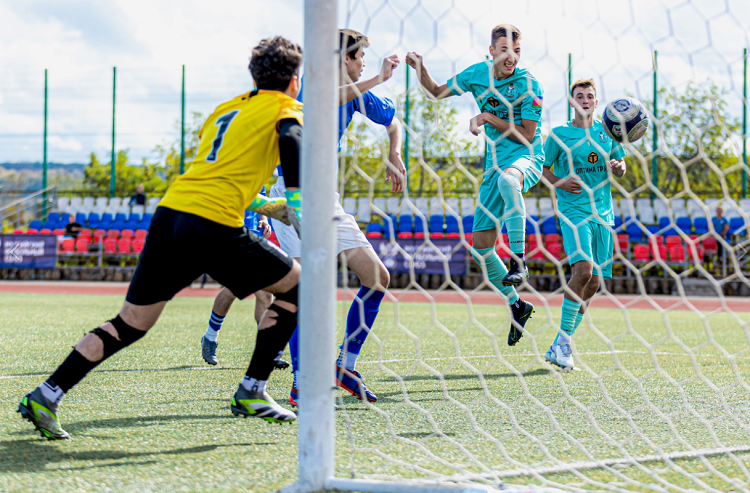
160,90,303,228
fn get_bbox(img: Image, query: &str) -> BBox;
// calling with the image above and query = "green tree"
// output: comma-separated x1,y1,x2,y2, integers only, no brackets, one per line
152,111,204,183
621,80,745,201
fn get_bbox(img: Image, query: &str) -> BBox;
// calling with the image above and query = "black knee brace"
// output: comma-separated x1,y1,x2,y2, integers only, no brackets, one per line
90,315,147,361
273,284,299,307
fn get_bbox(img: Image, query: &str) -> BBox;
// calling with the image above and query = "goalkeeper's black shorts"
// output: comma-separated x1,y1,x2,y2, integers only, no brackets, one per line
126,206,294,306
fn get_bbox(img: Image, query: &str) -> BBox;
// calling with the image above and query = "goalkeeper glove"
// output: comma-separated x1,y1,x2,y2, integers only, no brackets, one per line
284,189,301,220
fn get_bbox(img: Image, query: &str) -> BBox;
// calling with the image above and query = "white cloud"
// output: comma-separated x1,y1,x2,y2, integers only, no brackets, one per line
48,135,83,152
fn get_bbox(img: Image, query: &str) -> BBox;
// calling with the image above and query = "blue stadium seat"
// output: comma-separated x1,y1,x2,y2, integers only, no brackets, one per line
114,213,127,223
29,220,43,230
383,215,397,238
614,216,623,232
47,212,60,224
397,215,413,237
462,215,474,234
128,213,140,223
429,215,444,234
55,214,72,230
730,217,746,236
414,216,425,237
137,213,152,230
676,217,692,234
88,213,101,229
541,216,557,235
658,216,670,230
526,215,539,235
694,217,709,235
365,223,383,238
445,216,460,237
646,225,660,236
626,221,643,242
75,213,87,226
99,213,114,230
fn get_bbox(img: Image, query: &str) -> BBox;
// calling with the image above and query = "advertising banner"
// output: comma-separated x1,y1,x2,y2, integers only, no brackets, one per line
0,234,58,269
369,238,466,275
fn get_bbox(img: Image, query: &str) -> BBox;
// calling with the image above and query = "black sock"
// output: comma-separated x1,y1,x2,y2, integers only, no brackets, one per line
47,349,101,393
246,302,298,381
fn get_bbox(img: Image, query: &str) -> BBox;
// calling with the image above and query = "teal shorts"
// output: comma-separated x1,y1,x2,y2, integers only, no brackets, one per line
473,154,544,233
560,220,614,279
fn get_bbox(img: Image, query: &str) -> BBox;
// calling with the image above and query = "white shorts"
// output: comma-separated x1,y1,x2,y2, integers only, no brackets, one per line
269,177,372,259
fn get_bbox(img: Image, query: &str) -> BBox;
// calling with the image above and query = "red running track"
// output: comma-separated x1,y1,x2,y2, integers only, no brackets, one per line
0,281,747,312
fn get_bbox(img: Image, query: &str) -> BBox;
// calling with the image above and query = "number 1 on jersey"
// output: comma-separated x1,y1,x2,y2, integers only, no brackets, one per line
206,110,240,162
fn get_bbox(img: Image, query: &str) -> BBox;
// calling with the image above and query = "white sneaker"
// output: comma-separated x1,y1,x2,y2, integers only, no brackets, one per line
545,343,574,370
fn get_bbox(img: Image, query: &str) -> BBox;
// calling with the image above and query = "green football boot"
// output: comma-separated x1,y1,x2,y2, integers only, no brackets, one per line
17,387,70,440
230,385,296,424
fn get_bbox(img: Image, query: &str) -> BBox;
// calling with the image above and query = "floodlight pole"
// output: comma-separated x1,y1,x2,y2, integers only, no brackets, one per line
42,69,48,220
297,0,338,490
110,67,117,199
651,51,658,200
180,64,186,175
742,48,747,199
567,53,572,121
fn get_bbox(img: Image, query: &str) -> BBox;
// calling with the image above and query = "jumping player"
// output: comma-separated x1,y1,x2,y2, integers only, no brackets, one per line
200,29,405,407
18,36,305,439
541,79,626,370
406,24,538,345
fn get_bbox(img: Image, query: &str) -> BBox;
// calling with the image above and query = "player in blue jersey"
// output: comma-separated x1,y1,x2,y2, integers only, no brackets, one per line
406,24,538,346
542,79,626,370
201,29,406,406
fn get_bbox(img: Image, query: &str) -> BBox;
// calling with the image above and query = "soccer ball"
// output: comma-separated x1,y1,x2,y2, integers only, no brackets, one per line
602,97,649,143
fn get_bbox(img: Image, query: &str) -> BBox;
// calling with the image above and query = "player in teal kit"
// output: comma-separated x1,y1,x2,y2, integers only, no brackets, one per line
407,24,538,345
542,79,626,370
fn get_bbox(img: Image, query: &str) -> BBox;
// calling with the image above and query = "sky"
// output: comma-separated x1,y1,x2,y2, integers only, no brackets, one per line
1,0,749,165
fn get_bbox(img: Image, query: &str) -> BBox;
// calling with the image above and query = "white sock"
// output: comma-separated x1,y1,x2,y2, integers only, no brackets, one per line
204,327,219,342
241,377,267,393
337,350,359,371
41,381,64,405
557,330,571,345
292,370,299,389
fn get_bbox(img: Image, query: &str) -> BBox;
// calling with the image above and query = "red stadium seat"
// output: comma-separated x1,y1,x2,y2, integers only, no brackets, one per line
117,238,131,253
665,235,682,248
121,229,134,240
12,229,24,234
61,238,75,253
80,229,92,238
446,232,461,239
430,232,446,239
75,238,90,253
40,228,52,235
103,238,117,253
617,234,629,255
135,229,148,239
633,244,650,261
414,232,425,239
545,233,561,245
548,242,563,259
669,245,685,262
94,229,107,242
397,232,414,239
26,229,39,235
653,244,667,261
703,237,718,256
132,238,145,253
496,236,511,260
366,231,383,238
53,228,66,236
107,229,120,239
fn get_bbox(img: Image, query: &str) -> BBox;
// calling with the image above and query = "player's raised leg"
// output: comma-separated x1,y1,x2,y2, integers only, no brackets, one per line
499,167,529,286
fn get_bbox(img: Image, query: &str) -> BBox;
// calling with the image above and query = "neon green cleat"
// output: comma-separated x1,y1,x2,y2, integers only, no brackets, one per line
17,387,70,440
230,385,296,424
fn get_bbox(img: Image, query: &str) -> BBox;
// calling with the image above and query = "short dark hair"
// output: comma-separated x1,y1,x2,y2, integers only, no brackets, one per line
249,36,303,91
340,29,370,59
570,78,596,97
491,24,521,46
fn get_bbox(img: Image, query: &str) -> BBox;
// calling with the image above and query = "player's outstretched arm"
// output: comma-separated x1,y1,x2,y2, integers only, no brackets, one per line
340,55,400,105
470,113,538,145
542,166,582,194
405,52,453,100
385,119,406,193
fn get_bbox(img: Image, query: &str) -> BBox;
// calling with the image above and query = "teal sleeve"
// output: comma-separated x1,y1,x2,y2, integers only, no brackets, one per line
520,78,543,122
447,64,475,96
611,142,626,160
543,132,560,169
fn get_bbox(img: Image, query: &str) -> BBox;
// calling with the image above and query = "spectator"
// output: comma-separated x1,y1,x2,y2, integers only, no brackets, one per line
64,214,84,238
129,184,147,206
713,206,731,259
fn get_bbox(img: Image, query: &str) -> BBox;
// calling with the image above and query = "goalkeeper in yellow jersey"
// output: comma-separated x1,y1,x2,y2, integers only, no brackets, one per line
18,36,305,439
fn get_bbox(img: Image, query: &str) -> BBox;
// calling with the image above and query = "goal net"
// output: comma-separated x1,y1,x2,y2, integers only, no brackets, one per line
296,1,750,492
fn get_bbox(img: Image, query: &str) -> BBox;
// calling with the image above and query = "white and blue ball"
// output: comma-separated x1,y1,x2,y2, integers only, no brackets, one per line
602,97,649,143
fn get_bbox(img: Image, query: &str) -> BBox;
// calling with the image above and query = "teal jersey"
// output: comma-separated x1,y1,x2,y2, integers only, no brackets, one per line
544,120,626,226
448,61,544,171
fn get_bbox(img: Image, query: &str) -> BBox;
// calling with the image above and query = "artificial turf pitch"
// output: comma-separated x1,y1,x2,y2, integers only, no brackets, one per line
1,292,749,492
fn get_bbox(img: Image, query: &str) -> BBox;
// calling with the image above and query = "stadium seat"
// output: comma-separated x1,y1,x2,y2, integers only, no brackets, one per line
457,215,472,235
617,234,629,255
676,216,692,234
357,201,371,223
131,205,145,218
75,238,90,253
117,238,132,253
545,233,560,245
653,244,667,261
40,228,52,235
26,228,39,235
429,215,445,238
75,212,87,226
103,238,117,253
57,197,70,211
730,217,746,236
669,245,685,262
372,197,386,215
703,237,718,256
445,216,460,238
694,217,709,235
445,197,460,216
633,244,650,262
343,197,357,216
99,213,114,230
95,197,108,208
658,216,670,230
397,215,413,238
135,229,148,239
666,235,682,249
88,213,101,229
132,238,145,253
548,242,563,259
414,216,425,239
29,220,43,230
365,223,383,238
383,215,397,239
613,216,623,232
12,229,24,234
415,198,429,216
147,197,160,207
52,228,66,236
107,229,120,239
137,213,152,230
121,230,134,241
80,229,92,239
460,198,474,217
625,219,642,242
61,238,75,253
386,197,400,215
541,217,557,235
94,229,107,242
428,197,443,216
496,234,511,260
539,198,554,217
